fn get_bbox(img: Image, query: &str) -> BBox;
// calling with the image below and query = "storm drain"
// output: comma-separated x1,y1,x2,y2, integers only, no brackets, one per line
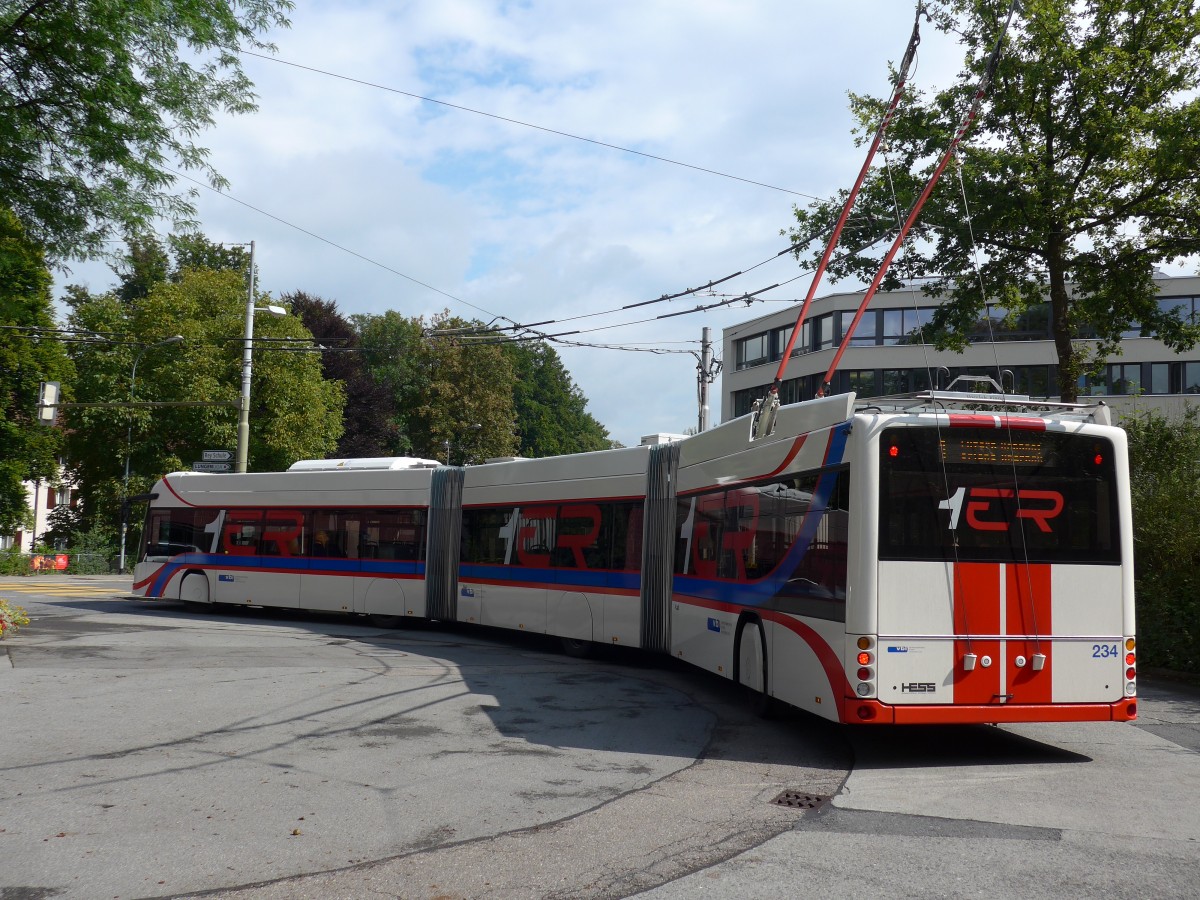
770,790,832,810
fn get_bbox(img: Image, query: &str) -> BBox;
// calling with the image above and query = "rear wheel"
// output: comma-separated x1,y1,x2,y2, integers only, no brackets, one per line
561,636,595,659
736,619,773,718
369,614,405,629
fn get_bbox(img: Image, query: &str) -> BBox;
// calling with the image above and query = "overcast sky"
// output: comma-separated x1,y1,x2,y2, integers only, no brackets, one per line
55,2,1040,446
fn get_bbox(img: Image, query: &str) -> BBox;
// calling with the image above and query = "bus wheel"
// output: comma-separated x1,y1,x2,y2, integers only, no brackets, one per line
736,619,773,719
561,636,594,659
369,614,405,629
180,573,212,613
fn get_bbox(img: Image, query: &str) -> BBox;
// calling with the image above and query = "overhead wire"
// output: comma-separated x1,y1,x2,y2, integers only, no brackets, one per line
237,49,826,201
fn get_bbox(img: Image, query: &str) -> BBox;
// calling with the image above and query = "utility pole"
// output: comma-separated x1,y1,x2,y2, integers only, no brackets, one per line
695,327,721,432
235,241,256,474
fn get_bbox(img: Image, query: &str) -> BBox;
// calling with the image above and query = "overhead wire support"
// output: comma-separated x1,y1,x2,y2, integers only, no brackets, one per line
816,0,1020,398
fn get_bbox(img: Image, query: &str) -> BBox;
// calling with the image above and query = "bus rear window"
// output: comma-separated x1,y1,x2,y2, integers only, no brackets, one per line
878,426,1120,564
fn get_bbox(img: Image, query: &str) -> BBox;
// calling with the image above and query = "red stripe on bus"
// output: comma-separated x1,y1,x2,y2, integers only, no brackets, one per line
131,567,164,592
160,476,197,507
848,699,1136,724
672,592,852,716
952,562,1002,705
947,414,1047,431
763,433,808,479
1006,563,1053,704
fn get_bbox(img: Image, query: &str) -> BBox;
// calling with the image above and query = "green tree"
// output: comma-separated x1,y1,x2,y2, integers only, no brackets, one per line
64,267,343,541
354,309,426,457
0,207,71,535
785,0,1200,402
357,311,518,464
502,341,612,457
1124,409,1200,673
0,0,292,261
287,291,398,458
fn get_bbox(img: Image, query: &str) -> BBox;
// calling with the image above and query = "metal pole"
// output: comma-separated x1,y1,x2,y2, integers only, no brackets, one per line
119,335,183,573
698,327,712,432
235,240,256,474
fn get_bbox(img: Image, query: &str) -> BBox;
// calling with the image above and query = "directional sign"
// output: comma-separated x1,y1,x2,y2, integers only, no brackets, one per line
202,449,233,461
192,461,232,472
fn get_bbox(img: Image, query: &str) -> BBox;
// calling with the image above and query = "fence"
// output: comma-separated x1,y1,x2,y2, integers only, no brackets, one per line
0,551,116,576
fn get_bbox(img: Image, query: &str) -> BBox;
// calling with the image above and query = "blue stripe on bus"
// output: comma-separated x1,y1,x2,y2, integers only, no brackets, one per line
147,554,426,597
673,464,842,608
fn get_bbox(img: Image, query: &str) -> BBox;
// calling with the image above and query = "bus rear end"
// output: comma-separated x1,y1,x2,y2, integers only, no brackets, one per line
851,415,1137,724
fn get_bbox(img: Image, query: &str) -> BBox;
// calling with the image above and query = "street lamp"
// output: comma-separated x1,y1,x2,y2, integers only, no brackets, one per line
234,240,286,474
119,334,184,573
443,423,483,465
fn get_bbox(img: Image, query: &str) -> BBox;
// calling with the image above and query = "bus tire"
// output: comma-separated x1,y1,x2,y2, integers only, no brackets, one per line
369,614,405,629
180,572,211,613
736,618,773,719
561,636,595,659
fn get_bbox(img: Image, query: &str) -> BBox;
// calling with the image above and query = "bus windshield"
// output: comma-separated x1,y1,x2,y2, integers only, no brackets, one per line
878,425,1120,564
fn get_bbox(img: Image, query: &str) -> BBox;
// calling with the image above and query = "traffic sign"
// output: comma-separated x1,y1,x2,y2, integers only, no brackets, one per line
202,449,233,461
192,461,232,472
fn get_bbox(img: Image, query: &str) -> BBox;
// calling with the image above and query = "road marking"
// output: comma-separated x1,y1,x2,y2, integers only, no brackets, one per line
0,582,131,597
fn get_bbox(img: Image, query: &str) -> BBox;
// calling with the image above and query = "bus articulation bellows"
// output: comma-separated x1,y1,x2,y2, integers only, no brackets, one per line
133,390,1137,725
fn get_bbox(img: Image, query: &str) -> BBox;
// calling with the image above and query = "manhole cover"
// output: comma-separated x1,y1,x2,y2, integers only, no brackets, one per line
770,790,831,810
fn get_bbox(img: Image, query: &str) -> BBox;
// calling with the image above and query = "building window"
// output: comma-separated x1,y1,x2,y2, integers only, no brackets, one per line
1148,363,1170,394
1157,297,1197,329
814,314,834,351
1109,364,1141,395
1181,362,1200,394
735,333,770,371
1010,365,1054,398
0,535,13,550
845,370,877,396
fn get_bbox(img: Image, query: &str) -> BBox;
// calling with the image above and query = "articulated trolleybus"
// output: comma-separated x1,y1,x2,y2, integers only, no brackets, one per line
133,389,1137,725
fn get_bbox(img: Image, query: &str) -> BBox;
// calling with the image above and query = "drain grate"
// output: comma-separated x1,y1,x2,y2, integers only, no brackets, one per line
770,790,831,810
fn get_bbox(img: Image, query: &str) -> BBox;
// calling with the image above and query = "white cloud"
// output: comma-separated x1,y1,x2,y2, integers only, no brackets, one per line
57,1,980,446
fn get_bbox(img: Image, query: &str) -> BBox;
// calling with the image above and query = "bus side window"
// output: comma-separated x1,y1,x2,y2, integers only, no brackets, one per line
223,511,263,556
554,503,601,568
516,506,555,567
262,511,304,556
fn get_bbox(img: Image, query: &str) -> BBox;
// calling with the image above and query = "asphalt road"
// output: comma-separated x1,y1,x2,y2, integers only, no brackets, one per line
1,576,1198,900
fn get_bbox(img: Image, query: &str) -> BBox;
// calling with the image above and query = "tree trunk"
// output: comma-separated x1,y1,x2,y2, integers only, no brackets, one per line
1047,231,1078,403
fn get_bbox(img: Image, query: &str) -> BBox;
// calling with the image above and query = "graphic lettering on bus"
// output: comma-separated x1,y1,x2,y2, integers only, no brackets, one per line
938,486,1065,533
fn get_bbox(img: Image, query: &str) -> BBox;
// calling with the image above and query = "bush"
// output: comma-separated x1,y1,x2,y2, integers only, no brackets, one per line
0,546,28,576
0,597,30,638
1124,408,1200,674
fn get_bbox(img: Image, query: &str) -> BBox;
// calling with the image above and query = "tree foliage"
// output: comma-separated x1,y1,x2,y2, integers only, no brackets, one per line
1124,409,1200,673
286,291,398,458
786,0,1200,401
64,264,343,539
0,0,292,261
0,206,70,534
502,341,612,457
357,310,519,464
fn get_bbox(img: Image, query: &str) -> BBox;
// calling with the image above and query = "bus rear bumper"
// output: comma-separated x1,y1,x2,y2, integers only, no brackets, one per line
845,698,1138,724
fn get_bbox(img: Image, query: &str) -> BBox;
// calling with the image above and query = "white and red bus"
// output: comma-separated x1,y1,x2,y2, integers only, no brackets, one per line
133,390,1137,725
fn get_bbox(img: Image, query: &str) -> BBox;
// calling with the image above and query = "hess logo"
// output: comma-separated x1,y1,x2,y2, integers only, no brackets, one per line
939,486,1064,533
900,682,937,693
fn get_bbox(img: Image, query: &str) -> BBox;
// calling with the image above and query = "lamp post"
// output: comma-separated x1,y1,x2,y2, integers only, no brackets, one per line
443,423,483,465
234,240,286,474
119,334,184,573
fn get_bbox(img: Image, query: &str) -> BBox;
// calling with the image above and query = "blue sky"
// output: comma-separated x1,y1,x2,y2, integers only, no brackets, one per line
55,1,1195,446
